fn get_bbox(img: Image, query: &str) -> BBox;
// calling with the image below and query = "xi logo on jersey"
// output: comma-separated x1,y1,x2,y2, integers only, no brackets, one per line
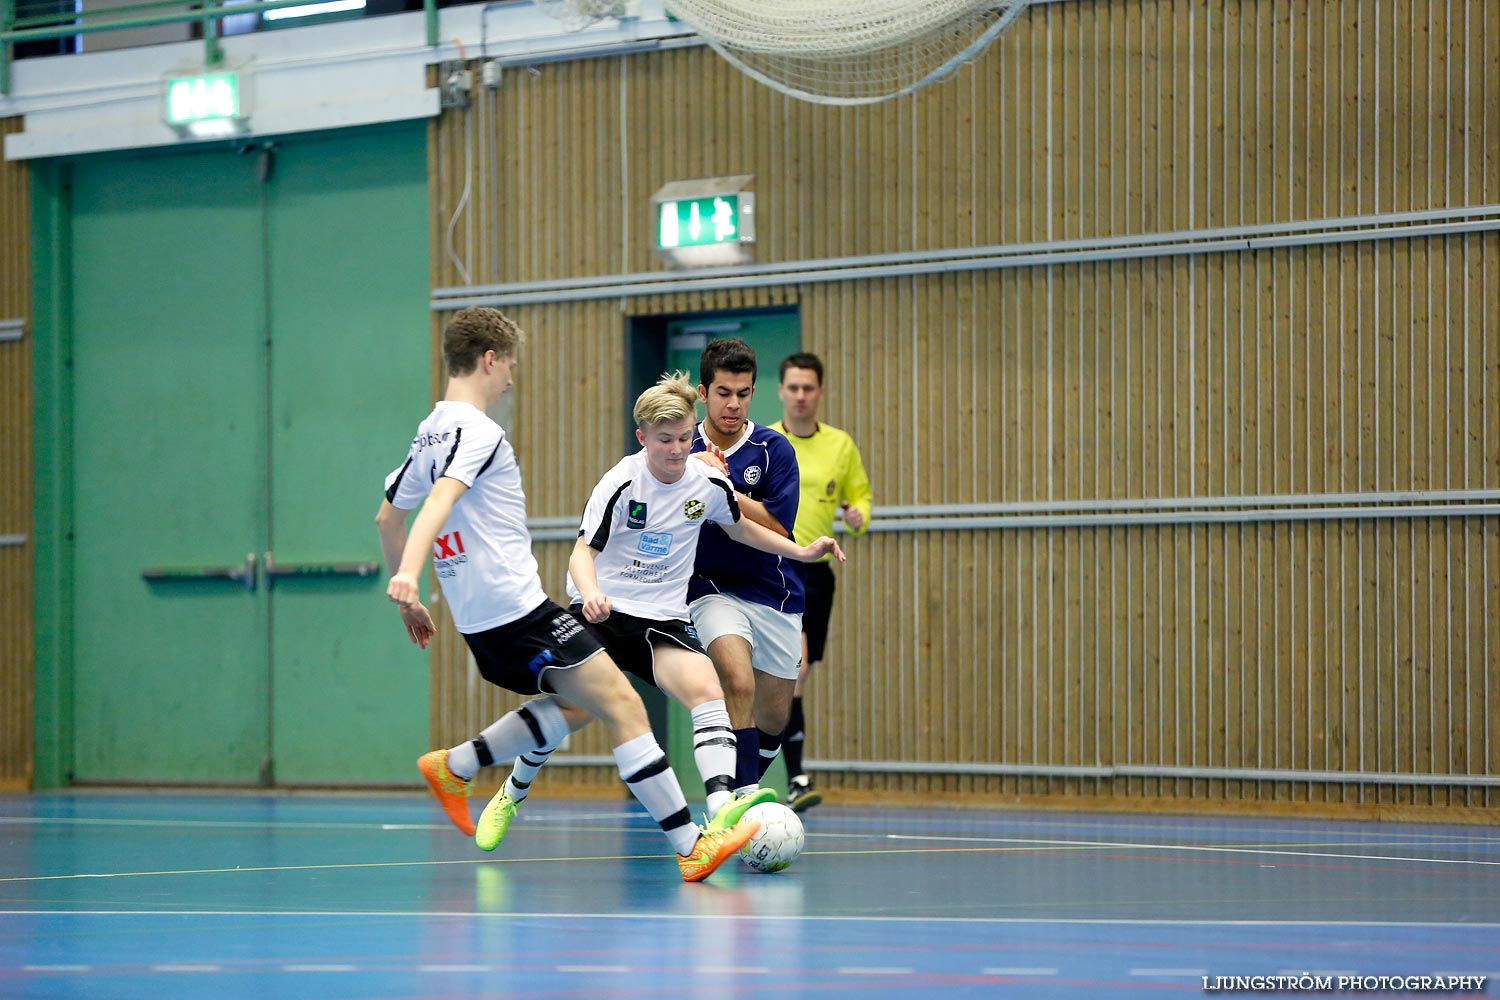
627,501,648,529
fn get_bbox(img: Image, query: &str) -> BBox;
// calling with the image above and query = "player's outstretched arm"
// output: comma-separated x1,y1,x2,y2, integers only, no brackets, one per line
568,536,613,623
723,515,845,564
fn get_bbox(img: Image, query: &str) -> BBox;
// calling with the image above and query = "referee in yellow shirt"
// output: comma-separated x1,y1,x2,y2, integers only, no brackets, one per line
772,352,873,811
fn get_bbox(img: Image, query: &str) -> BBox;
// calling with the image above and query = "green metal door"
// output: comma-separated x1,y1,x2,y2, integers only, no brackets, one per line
65,126,429,786
264,129,429,784
70,151,271,783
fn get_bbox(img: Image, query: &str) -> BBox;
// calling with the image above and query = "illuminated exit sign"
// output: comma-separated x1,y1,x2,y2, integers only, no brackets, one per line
651,176,756,268
657,194,753,249
165,73,243,130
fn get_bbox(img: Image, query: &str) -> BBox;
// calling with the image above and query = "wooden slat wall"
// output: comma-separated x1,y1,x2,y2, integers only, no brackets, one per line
0,116,34,790
426,0,1500,811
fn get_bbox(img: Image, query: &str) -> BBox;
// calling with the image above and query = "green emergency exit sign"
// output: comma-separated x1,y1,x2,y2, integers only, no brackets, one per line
165,73,241,128
657,193,753,249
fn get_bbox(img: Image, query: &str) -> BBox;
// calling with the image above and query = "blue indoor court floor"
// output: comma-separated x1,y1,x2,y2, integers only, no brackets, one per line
1,791,1497,999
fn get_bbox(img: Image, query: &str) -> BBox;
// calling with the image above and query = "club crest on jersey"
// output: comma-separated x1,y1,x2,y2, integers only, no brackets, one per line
627,500,647,529
683,499,706,521
743,465,763,486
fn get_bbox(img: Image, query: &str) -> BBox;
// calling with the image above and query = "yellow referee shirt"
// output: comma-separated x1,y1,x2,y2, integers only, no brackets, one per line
770,420,873,558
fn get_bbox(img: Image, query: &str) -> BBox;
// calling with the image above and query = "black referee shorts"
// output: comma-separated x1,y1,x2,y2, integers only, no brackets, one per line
796,560,837,664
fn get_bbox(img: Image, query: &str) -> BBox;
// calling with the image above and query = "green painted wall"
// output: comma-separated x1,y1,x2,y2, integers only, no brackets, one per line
32,124,431,787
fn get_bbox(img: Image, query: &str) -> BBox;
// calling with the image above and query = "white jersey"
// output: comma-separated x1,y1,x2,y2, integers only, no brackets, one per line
384,400,548,633
568,451,739,621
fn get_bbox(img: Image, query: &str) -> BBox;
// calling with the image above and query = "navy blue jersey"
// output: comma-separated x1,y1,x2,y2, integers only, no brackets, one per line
687,421,805,614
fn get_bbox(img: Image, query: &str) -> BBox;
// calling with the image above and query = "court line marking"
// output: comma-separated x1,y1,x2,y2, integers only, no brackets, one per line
864,817,1500,844
0,854,669,883
7,812,1500,847
5,833,1494,885
883,834,1500,868
0,817,437,831
0,815,635,832
3,910,1497,929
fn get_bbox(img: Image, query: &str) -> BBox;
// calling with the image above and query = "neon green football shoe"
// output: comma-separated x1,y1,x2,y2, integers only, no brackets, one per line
475,789,520,852
705,787,776,834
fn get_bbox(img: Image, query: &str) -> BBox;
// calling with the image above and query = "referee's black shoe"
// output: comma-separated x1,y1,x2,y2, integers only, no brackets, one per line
787,775,822,813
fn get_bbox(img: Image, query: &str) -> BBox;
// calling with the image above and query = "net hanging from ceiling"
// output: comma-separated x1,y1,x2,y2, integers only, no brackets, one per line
536,0,1032,105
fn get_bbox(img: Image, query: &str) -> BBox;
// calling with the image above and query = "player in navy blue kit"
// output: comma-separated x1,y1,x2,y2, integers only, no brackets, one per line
687,338,808,799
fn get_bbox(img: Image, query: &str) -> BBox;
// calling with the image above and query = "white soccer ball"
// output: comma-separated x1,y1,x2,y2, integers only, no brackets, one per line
738,802,805,873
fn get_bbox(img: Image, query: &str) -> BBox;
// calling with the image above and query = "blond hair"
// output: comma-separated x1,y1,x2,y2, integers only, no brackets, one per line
634,370,698,428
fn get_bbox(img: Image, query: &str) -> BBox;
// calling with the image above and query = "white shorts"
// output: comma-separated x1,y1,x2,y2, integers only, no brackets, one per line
688,592,804,681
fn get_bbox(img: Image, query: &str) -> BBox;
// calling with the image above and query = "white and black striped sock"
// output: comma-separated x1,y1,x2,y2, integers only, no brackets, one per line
689,699,736,818
614,732,698,856
447,698,565,782
504,746,556,803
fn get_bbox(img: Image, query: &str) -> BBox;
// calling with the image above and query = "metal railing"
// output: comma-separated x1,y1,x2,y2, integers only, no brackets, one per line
0,0,439,96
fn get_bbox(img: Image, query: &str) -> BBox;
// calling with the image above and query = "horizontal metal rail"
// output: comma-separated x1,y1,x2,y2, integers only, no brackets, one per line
2,0,356,41
431,206,1500,309
263,557,381,580
526,492,1500,539
861,504,1500,533
1,0,440,95
869,488,1500,518
0,534,26,547
0,318,24,341
11,0,236,29
806,759,1500,787
520,755,1499,787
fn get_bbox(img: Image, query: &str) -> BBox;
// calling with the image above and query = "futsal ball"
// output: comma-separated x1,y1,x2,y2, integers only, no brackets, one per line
738,802,805,873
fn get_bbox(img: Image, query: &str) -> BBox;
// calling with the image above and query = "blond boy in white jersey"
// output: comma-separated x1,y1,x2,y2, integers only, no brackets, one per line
471,372,844,850
375,308,758,882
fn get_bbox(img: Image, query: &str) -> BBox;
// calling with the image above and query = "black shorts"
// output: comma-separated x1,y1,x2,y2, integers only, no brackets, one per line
570,604,707,687
462,599,607,695
796,560,837,664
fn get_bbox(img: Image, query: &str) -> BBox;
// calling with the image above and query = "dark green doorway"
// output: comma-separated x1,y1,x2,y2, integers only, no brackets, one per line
624,305,801,801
